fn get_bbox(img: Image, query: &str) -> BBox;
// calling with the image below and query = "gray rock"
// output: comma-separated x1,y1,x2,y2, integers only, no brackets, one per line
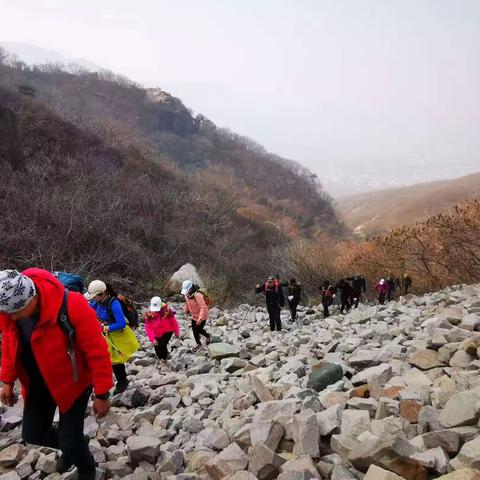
248,443,285,480
208,342,241,360
249,421,284,452
0,443,23,467
126,436,161,464
205,443,248,480
439,391,480,428
292,409,319,457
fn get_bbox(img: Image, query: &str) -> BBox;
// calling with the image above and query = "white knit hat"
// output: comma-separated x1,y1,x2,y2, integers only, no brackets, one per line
0,270,36,313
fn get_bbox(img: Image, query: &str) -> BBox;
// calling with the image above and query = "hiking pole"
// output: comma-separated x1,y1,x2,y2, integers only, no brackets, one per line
239,306,253,328
103,334,127,360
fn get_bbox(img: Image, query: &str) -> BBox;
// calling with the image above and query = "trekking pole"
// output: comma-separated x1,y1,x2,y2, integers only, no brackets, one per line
239,306,253,328
104,334,127,360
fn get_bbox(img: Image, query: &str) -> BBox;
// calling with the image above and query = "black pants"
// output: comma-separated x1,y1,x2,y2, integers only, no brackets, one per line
387,289,395,302
154,332,173,360
378,292,386,305
112,363,127,385
267,305,282,331
340,293,351,313
288,299,299,321
22,387,95,474
322,300,331,318
191,320,210,345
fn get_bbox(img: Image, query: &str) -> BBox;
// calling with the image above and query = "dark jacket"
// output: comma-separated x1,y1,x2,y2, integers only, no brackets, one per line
256,282,285,310
287,283,302,302
346,276,366,294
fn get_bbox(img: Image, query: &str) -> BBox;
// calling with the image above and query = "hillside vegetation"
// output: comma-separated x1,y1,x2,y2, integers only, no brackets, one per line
0,50,343,301
338,172,480,238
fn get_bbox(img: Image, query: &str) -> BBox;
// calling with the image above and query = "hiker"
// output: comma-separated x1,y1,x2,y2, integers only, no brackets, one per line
0,269,112,480
255,276,285,331
181,280,211,353
402,273,412,295
319,280,336,318
335,278,354,314
144,296,179,362
386,275,396,302
86,280,139,395
346,274,367,308
375,278,389,305
286,277,302,321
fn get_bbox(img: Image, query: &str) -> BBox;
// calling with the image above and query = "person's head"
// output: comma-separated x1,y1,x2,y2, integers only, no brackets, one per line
181,280,193,295
0,269,39,321
85,280,108,302
289,277,297,285
149,296,163,312
380,279,385,285
266,276,274,287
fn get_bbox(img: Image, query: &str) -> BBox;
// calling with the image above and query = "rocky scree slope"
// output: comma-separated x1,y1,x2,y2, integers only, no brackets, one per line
3,285,480,479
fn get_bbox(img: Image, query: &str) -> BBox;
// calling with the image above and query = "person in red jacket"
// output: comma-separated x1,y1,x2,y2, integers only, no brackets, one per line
144,296,180,362
375,278,389,305
0,269,113,480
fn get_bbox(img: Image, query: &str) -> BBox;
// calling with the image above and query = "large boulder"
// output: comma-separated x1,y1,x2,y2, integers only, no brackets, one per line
165,263,203,294
306,363,343,392
208,342,241,360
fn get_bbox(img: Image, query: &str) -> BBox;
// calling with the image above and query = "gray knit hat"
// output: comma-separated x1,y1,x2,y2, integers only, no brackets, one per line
0,270,36,314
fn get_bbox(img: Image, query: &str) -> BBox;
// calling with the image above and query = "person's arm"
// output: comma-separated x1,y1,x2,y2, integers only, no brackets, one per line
0,317,18,405
144,316,156,343
255,284,265,294
195,292,209,321
68,293,113,397
184,300,190,314
171,315,180,337
106,299,127,332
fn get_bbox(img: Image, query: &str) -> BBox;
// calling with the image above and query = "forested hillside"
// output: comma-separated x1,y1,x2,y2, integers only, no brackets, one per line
0,50,343,301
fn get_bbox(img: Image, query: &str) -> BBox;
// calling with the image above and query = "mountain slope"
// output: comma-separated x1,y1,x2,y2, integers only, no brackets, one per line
338,172,480,238
0,50,343,301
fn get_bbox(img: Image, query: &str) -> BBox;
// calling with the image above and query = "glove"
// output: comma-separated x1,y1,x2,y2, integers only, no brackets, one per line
288,295,294,301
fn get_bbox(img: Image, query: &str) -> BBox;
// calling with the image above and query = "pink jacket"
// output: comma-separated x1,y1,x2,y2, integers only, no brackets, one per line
184,292,209,322
144,305,180,343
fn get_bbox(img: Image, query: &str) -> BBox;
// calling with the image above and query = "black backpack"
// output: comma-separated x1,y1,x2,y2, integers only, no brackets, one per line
106,295,139,330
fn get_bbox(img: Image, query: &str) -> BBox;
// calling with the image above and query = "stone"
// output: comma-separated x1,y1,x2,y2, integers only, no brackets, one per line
450,350,475,368
230,473,259,480
364,464,405,480
35,454,56,475
249,421,284,452
439,391,480,428
0,443,23,467
404,368,433,389
248,443,285,480
202,427,230,450
438,470,480,480
250,374,274,402
409,349,444,370
165,263,203,294
292,409,319,457
205,443,248,480
341,409,370,437
400,400,423,423
306,363,343,392
351,363,392,386
420,430,460,454
280,455,321,479
208,342,241,360
351,384,370,398
450,436,480,470
253,400,298,424
317,404,343,436
126,436,161,464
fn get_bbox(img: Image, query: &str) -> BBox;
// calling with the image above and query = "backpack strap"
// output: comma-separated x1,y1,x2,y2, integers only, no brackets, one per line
57,289,79,382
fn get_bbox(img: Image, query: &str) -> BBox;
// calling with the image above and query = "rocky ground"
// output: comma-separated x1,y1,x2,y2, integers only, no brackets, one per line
3,284,480,479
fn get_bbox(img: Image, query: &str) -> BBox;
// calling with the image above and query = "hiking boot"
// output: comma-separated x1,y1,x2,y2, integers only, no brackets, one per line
56,435,90,473
113,380,129,396
191,344,202,353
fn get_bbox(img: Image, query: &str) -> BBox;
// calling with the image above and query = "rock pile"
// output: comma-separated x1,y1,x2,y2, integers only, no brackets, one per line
2,283,480,479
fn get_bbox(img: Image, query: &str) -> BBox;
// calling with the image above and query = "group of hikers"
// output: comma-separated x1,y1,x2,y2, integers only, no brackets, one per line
0,266,413,478
256,273,413,331
0,268,210,479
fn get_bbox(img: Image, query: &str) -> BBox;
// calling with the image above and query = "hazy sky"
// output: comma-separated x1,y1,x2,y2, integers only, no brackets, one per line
1,0,479,195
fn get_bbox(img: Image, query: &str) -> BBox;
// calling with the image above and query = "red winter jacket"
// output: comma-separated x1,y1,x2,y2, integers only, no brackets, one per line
0,268,113,413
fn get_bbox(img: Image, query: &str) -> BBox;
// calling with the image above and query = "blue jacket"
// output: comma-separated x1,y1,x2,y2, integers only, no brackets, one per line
89,298,126,332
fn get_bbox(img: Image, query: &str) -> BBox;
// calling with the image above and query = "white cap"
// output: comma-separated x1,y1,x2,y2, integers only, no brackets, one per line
85,280,107,300
380,279,385,285
181,280,193,295
149,296,163,312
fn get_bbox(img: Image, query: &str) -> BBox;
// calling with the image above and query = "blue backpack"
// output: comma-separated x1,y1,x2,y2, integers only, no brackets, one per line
53,271,85,293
